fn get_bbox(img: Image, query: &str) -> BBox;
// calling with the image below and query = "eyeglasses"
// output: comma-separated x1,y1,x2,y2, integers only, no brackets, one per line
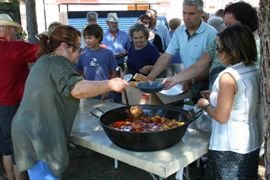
67,43,81,52
73,43,81,51
216,45,224,53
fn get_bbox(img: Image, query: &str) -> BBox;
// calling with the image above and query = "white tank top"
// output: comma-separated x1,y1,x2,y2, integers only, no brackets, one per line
209,62,262,154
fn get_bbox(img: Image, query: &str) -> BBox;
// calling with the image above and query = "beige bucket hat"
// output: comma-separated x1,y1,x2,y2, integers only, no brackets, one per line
107,12,118,23
0,13,23,33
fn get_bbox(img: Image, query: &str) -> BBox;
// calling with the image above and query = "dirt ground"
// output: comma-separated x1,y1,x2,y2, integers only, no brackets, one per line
62,145,201,180
62,145,266,180
0,145,266,180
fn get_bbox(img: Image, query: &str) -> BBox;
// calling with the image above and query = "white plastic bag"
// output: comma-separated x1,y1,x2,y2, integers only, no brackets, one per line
193,106,212,132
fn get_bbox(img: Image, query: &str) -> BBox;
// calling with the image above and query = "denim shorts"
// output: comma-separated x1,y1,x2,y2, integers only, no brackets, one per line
0,104,19,155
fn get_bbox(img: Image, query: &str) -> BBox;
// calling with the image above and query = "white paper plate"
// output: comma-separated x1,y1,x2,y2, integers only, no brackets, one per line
159,84,183,96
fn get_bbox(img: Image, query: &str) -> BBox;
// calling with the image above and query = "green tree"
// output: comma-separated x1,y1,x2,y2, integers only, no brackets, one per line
258,0,270,179
0,0,20,23
25,0,38,43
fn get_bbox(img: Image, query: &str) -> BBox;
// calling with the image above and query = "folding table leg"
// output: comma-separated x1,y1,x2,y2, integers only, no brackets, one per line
185,166,190,180
149,173,163,180
114,159,118,169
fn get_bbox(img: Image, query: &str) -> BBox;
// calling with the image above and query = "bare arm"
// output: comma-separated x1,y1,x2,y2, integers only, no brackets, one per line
175,53,211,83
197,73,236,124
163,53,212,89
139,65,153,75
71,78,128,99
147,53,172,80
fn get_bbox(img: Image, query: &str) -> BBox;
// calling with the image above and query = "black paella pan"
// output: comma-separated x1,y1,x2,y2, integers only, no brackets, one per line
91,105,202,151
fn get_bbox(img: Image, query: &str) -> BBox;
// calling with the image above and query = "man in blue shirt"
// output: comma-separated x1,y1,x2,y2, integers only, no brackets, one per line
167,19,216,68
102,12,131,102
147,0,217,101
102,12,131,69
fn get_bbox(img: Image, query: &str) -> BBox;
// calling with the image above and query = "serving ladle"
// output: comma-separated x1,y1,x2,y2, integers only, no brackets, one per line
123,73,133,82
123,73,136,120
123,74,133,106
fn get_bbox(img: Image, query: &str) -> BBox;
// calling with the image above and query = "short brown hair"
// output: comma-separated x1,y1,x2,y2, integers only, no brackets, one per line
169,18,181,30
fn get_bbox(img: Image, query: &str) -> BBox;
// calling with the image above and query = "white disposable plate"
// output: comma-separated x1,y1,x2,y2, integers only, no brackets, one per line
159,84,183,96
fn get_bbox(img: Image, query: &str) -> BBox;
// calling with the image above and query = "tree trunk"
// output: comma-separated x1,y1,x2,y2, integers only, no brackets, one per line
25,0,38,43
258,0,270,179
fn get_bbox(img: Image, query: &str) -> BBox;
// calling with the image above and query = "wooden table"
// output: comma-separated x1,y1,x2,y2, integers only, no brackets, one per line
70,99,210,179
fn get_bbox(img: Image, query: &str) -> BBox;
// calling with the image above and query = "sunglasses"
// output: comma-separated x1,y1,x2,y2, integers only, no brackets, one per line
216,44,224,53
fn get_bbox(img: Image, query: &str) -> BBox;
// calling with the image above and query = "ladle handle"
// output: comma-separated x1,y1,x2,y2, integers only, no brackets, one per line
124,90,130,107
186,109,203,125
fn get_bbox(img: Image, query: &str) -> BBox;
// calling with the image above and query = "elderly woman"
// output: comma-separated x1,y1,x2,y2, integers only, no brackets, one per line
11,25,128,179
0,13,39,180
138,14,163,54
197,24,262,179
126,23,160,75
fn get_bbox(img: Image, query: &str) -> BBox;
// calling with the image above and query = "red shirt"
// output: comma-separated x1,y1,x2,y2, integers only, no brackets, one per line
0,38,39,105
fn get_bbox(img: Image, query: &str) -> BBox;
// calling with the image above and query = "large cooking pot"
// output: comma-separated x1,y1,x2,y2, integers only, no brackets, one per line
91,105,201,151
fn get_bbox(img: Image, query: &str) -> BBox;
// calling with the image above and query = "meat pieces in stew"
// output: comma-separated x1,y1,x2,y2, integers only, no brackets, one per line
109,106,185,132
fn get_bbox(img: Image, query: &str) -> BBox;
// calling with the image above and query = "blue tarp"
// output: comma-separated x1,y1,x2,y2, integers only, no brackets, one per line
68,17,138,32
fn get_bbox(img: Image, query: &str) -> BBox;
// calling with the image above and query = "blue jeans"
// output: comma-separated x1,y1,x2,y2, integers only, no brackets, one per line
28,160,60,180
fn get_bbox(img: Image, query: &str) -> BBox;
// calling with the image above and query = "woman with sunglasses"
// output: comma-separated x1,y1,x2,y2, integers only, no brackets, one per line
197,24,262,179
11,25,128,180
